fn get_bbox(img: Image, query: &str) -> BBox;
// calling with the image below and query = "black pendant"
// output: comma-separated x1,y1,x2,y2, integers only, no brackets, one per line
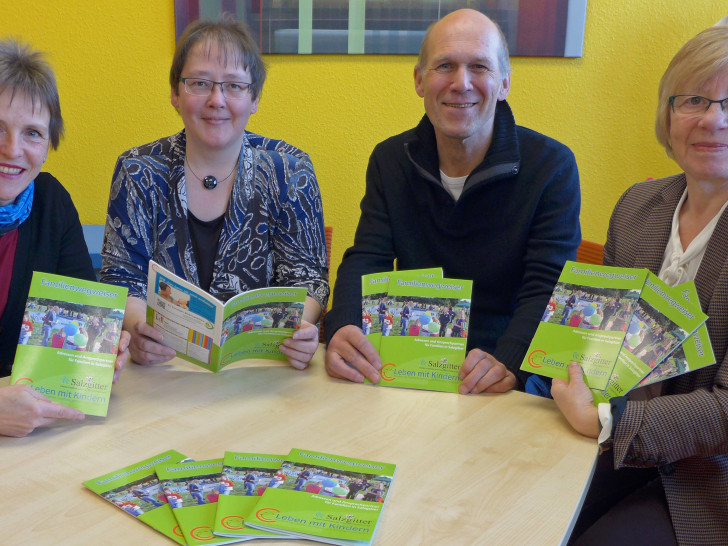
202,175,218,190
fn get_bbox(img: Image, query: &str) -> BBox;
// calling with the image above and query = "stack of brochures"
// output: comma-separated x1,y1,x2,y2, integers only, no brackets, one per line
520,261,716,403
85,449,396,546
361,268,473,393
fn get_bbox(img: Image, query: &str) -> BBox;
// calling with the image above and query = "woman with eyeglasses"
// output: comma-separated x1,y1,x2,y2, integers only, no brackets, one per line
552,24,728,544
101,19,328,370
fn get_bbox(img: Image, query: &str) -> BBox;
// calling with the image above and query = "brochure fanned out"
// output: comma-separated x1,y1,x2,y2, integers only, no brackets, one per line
155,458,242,545
639,283,716,387
82,450,189,544
520,262,647,390
213,451,287,540
592,273,708,403
10,271,127,416
521,262,714,403
146,260,307,372
246,448,396,546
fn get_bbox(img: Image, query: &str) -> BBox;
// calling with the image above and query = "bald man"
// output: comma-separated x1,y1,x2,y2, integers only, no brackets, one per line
323,9,581,394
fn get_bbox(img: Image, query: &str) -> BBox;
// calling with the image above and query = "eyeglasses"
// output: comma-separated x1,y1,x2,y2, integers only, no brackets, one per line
669,95,728,115
181,78,252,100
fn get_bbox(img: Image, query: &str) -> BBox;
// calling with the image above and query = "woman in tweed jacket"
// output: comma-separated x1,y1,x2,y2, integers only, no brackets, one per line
553,25,728,545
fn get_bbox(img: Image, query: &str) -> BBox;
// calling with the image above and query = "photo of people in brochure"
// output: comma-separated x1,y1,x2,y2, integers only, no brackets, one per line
362,295,470,338
218,465,281,497
541,283,641,332
622,299,687,368
158,474,222,508
20,297,124,354
276,461,393,502
100,477,168,518
156,279,191,310
220,301,304,345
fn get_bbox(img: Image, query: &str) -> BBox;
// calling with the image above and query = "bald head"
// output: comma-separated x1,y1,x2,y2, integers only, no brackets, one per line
418,9,510,78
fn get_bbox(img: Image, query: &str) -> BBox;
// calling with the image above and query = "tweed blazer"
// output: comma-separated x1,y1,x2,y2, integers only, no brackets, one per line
604,173,728,544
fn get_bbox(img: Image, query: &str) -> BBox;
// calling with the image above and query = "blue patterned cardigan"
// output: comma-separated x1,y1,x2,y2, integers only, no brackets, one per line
100,130,329,310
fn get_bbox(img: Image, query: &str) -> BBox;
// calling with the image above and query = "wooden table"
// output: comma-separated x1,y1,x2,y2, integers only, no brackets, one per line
0,347,597,545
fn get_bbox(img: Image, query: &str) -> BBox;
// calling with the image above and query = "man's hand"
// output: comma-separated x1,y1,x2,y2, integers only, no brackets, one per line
325,325,382,383
280,321,319,370
458,349,516,394
551,362,600,438
128,320,177,365
0,385,85,437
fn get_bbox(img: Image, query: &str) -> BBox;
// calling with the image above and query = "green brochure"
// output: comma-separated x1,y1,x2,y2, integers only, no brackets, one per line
375,271,472,393
593,275,708,403
639,322,716,387
520,262,648,390
83,450,189,545
156,458,241,545
246,448,396,546
146,260,307,372
213,452,287,539
361,268,442,351
10,271,127,416
638,282,716,387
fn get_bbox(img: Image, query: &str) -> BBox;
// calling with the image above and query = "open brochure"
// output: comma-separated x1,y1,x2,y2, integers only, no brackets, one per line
83,450,189,544
593,276,710,402
146,260,307,372
213,452,287,540
246,448,396,546
520,262,647,390
155,458,242,545
10,272,127,416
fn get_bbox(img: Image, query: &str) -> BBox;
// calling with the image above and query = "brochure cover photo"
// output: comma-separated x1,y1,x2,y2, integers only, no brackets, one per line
214,452,287,539
375,271,472,393
83,450,189,545
156,458,241,546
361,268,442,348
10,272,127,416
520,262,648,390
146,260,307,372
246,448,396,546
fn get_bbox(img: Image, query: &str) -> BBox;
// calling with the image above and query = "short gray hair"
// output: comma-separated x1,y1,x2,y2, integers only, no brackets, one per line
0,39,63,150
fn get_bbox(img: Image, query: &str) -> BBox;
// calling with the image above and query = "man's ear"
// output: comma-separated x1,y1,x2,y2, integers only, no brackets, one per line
414,65,425,98
498,74,511,101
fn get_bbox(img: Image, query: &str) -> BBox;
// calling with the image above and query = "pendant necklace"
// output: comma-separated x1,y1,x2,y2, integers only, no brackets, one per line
185,155,238,190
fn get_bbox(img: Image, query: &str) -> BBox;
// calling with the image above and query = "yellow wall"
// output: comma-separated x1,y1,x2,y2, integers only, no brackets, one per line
3,1,727,301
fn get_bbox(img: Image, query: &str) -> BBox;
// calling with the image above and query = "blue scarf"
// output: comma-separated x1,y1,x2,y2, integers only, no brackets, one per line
0,181,34,236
